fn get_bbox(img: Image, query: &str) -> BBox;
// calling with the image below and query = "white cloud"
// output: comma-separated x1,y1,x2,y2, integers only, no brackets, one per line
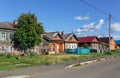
74,28,88,33
74,19,104,36
112,35,120,40
74,16,90,21
111,23,120,32
96,19,104,30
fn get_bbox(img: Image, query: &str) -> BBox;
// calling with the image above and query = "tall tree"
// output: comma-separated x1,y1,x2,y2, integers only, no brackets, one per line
14,13,44,52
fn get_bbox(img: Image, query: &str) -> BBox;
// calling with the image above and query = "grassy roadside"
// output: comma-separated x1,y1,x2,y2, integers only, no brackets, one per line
0,51,120,71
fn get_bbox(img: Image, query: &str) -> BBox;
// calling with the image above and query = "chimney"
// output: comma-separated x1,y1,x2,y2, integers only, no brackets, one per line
61,31,64,36
13,20,18,26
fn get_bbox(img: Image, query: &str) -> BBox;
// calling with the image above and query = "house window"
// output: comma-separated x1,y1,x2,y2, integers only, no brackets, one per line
1,32,6,41
2,47,4,52
36,48,38,52
66,44,68,49
9,46,13,52
74,45,77,48
1,46,6,53
9,32,14,44
69,44,71,48
72,44,74,49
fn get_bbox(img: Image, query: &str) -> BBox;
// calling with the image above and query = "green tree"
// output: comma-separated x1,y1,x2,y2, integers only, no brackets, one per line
14,13,44,52
83,43,89,48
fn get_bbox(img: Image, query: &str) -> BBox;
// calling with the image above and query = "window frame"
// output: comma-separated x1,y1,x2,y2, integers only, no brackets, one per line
1,32,6,41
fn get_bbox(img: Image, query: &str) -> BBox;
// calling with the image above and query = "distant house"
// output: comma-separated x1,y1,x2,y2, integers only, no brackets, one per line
41,32,64,54
99,37,117,51
78,36,100,53
0,22,66,54
0,22,17,54
99,38,108,52
62,33,78,50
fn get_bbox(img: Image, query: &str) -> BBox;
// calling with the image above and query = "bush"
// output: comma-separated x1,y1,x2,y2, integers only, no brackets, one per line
105,52,112,55
0,53,4,56
83,44,89,48
29,51,37,57
6,54,13,58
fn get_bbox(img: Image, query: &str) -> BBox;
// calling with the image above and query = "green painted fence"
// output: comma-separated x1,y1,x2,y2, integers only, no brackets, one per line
116,48,120,52
65,48,90,54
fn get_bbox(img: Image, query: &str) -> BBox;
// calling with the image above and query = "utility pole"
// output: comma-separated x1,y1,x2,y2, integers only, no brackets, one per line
109,14,112,52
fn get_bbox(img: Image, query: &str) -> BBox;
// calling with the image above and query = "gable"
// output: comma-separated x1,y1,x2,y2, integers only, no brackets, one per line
92,38,99,43
67,35,77,41
65,34,78,43
110,38,116,45
52,33,63,40
42,38,49,45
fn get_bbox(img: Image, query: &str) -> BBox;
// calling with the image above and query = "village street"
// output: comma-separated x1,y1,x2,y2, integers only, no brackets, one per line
29,56,120,78
1,55,120,78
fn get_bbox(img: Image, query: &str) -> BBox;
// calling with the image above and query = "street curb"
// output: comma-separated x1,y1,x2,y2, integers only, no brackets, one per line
65,55,119,69
3,75,30,78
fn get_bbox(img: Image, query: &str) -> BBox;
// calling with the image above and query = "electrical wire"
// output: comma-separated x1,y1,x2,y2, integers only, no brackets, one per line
77,0,120,40
79,0,109,16
80,0,120,22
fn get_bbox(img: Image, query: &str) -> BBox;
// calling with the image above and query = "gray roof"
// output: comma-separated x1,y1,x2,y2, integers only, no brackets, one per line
0,22,15,30
42,32,61,40
62,33,71,40
43,32,57,39
62,33,78,41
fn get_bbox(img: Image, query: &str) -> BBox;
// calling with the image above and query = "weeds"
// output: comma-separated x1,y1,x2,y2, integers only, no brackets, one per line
0,51,120,71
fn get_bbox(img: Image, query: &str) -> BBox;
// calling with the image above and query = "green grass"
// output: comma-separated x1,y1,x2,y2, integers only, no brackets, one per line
0,51,120,71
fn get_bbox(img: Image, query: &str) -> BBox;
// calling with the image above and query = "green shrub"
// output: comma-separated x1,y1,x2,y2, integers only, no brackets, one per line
6,54,13,58
0,53,4,56
29,51,37,57
83,44,89,48
105,52,112,55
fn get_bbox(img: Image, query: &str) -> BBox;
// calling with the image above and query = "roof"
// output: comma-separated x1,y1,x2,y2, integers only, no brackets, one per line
42,32,57,39
62,33,73,40
62,33,70,40
0,22,15,30
99,37,113,44
115,40,120,45
42,32,63,41
78,36,98,43
62,33,78,41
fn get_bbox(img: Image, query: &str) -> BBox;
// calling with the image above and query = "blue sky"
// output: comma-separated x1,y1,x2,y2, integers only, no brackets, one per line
0,0,120,39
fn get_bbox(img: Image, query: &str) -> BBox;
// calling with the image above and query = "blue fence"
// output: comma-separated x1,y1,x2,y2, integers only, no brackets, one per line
116,48,120,52
65,48,90,54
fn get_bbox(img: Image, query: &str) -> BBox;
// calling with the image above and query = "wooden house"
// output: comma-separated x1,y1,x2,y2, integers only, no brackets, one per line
62,33,78,49
99,37,117,51
41,32,64,54
0,22,17,54
78,36,100,53
99,39,108,52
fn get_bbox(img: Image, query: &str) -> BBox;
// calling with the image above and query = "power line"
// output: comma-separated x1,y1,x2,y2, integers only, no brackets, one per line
79,0,109,16
80,0,120,21
79,0,120,22
79,0,113,52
